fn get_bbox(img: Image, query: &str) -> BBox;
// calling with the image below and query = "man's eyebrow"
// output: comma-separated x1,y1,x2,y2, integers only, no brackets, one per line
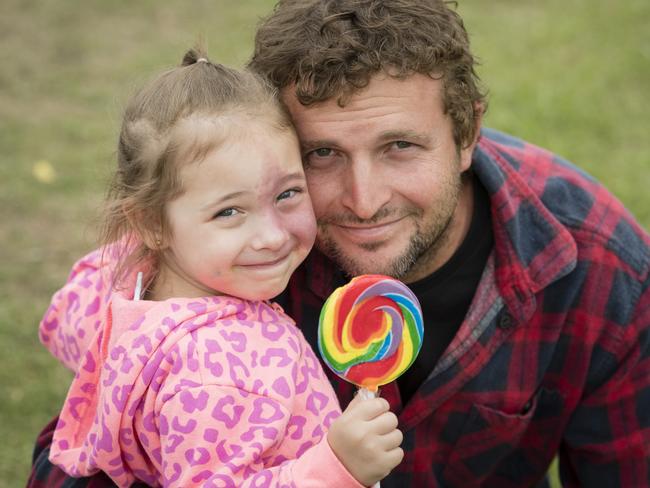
299,132,433,152
378,130,433,145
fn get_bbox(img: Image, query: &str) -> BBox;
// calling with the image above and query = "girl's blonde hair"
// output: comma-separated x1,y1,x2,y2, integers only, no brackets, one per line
101,48,293,288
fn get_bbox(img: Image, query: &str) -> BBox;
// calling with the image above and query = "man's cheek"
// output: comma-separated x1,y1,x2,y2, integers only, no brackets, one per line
306,176,333,215
308,195,333,224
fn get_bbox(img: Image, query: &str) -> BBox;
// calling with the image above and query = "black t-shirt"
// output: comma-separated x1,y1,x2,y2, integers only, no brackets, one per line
397,177,493,404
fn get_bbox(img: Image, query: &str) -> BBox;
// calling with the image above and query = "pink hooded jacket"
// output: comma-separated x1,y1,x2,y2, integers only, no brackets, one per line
39,248,363,487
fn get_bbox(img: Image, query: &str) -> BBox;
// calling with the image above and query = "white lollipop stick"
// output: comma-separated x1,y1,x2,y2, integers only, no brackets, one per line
357,387,377,401
357,387,381,488
133,271,143,301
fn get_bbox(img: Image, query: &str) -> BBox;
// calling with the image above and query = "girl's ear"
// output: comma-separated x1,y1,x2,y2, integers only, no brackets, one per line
141,227,166,251
123,204,166,250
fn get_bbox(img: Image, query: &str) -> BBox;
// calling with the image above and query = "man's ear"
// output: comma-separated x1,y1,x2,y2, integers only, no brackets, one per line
459,101,485,172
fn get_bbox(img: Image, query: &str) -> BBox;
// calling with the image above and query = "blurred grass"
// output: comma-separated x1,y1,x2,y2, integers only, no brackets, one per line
0,0,647,486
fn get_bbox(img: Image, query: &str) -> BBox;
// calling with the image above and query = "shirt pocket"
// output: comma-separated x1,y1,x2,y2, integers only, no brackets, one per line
442,387,564,487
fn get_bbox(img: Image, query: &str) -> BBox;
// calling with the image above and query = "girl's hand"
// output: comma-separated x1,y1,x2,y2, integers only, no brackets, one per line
327,393,404,486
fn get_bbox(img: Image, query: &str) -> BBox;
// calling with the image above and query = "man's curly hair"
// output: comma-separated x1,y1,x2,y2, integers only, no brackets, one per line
250,0,487,148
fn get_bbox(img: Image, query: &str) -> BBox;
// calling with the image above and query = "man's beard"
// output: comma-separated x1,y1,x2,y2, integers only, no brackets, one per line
316,173,463,281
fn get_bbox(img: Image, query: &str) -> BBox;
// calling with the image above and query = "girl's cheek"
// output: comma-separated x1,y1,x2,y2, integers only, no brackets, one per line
288,203,317,250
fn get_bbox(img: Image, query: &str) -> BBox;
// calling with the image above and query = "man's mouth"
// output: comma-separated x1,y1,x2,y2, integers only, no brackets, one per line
329,217,406,242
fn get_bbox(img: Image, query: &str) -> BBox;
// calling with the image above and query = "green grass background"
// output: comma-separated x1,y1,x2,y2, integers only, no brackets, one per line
1,0,648,485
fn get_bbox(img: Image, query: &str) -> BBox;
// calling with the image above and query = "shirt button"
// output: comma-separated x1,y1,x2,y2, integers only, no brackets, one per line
498,312,514,330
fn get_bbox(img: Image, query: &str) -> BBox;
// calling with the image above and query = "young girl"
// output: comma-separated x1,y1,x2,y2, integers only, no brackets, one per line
39,50,403,487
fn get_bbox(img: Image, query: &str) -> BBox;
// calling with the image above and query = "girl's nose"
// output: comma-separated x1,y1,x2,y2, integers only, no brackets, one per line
250,212,290,251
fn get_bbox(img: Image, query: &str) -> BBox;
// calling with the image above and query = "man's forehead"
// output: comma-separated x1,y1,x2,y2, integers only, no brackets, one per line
279,83,335,112
279,71,395,106
281,74,444,121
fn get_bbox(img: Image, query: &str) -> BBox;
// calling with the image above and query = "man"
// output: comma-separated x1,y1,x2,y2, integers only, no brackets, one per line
29,1,650,487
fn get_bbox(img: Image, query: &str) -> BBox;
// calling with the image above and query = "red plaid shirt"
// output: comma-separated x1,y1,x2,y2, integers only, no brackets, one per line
29,129,650,487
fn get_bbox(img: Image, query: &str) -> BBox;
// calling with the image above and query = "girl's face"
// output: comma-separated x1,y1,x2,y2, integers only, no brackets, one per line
155,117,316,301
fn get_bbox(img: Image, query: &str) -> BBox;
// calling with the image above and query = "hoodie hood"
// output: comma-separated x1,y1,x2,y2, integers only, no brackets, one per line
40,248,115,372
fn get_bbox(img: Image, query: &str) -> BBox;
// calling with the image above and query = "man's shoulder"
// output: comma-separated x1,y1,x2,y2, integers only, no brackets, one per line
478,128,649,279
478,127,598,187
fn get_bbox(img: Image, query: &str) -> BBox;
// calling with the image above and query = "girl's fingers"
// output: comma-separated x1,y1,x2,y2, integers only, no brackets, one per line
385,446,405,466
379,427,404,450
346,396,390,420
369,411,399,435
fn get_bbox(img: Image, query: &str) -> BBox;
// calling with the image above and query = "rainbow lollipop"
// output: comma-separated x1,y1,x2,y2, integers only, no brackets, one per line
318,274,424,393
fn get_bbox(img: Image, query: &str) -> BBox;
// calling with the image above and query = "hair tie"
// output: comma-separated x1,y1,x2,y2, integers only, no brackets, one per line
197,57,208,64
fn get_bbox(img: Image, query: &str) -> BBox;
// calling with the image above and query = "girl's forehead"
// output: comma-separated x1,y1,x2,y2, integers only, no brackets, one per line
174,117,302,193
176,111,285,137
172,112,291,164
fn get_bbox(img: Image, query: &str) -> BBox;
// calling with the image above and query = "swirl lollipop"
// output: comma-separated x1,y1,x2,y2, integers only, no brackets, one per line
318,274,424,395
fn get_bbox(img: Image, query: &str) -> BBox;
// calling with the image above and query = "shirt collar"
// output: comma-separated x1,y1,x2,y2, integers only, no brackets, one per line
473,130,577,321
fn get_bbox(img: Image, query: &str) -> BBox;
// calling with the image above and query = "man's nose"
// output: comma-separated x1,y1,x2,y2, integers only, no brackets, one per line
341,157,391,220
250,212,290,251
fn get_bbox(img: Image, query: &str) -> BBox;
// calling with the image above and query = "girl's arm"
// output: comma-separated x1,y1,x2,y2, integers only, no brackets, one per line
151,307,403,487
158,384,365,488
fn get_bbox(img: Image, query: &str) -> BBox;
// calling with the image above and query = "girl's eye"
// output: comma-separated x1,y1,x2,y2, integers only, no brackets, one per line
213,207,239,219
277,188,301,201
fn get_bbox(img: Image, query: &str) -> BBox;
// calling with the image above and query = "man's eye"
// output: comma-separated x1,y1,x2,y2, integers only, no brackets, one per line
313,148,333,157
213,208,239,219
394,141,413,149
304,147,338,170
